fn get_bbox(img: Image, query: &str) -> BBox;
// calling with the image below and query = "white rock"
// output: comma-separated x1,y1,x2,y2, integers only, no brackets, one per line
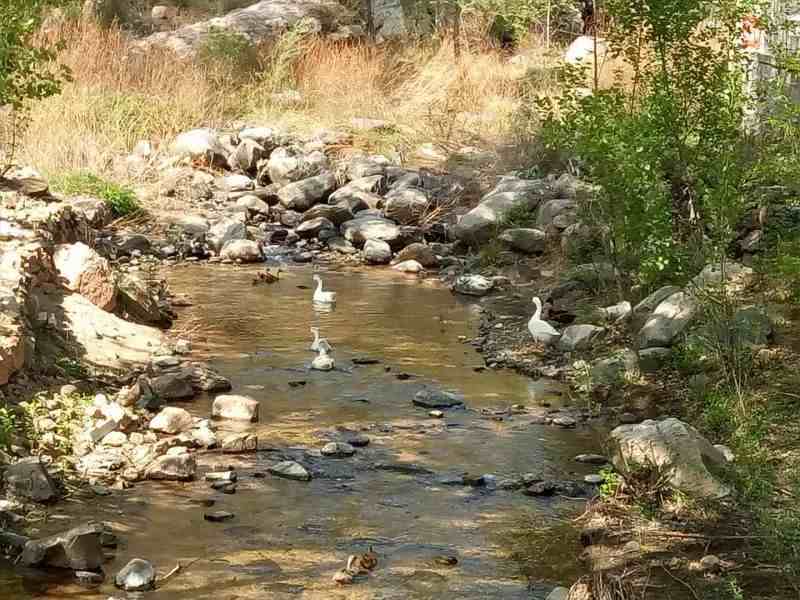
53,242,117,311
149,407,194,434
212,395,259,422
363,239,392,264
392,259,424,273
220,240,262,263
453,274,494,296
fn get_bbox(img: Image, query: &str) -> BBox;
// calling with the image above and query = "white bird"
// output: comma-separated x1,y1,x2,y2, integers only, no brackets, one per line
312,274,337,304
311,340,335,371
310,327,322,352
528,296,561,345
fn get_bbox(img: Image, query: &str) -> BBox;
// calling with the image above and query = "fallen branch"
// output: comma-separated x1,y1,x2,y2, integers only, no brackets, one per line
156,557,201,587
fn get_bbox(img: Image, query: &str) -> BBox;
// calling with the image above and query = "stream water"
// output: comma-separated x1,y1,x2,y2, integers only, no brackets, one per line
2,265,605,599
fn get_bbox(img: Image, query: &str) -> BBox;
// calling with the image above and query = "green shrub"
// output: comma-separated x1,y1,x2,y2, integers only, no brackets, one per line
53,172,140,217
0,407,16,449
499,203,538,229
197,27,259,79
22,392,91,457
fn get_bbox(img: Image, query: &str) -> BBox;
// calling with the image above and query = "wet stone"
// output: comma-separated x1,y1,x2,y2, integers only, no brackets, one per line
584,474,605,485
115,558,156,591
320,442,355,458
75,570,104,585
574,454,607,465
346,433,370,448
413,387,464,409
268,461,311,481
552,416,577,428
221,433,258,453
204,511,235,522
205,471,237,483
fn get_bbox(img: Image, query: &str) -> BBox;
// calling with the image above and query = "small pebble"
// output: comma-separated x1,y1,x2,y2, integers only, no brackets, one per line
429,410,444,418
584,474,604,485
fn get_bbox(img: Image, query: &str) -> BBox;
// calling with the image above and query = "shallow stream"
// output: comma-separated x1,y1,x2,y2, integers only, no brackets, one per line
2,265,605,599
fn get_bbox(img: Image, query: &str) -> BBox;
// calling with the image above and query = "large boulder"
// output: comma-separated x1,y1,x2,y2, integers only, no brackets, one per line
266,146,327,186
608,418,731,499
341,216,402,248
296,217,335,239
452,177,555,244
4,457,59,503
171,128,226,164
393,243,438,268
53,242,117,311
499,227,546,254
631,285,682,331
638,291,697,349
537,198,577,228
382,187,428,225
302,203,353,227
20,522,104,570
220,240,262,262
208,218,246,253
145,454,196,481
347,154,392,179
117,274,173,328
557,324,605,352
277,172,337,211
212,394,259,422
363,239,392,264
149,407,194,434
136,0,355,58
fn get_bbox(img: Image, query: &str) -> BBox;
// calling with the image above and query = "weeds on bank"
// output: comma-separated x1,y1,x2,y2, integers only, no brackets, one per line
0,406,16,449
21,392,91,459
52,171,140,216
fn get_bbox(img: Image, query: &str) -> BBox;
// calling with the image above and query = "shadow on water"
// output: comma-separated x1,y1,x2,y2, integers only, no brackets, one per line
1,264,605,599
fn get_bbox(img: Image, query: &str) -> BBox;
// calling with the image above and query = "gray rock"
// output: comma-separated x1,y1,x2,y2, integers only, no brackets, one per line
691,261,753,292
574,454,607,465
117,273,173,327
348,154,392,179
21,522,104,570
221,433,258,453
204,511,235,522
599,300,632,323
280,209,303,227
218,174,254,193
4,457,59,503
145,454,196,481
383,187,428,225
363,239,392,264
565,262,618,290
537,198,577,228
453,274,493,296
212,394,259,422
413,388,464,408
330,190,382,213
452,177,555,243
150,371,195,400
341,216,402,248
327,236,358,255
331,174,383,197
268,460,311,481
115,558,156,591
393,243,438,268
557,324,605,352
66,196,113,229
638,347,672,372
220,240,263,262
609,418,731,499
591,349,639,385
171,128,225,162
228,139,265,173
208,218,246,253
174,214,210,236
639,291,697,348
321,442,356,457
632,285,682,330
236,194,270,215
239,126,275,146
302,203,353,227
392,259,424,273
552,416,577,428
267,146,327,186
149,407,194,434
296,216,335,239
732,306,773,346
278,172,337,211
498,227,546,254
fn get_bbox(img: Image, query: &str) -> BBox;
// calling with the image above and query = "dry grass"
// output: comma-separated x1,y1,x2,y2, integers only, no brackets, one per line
11,16,603,181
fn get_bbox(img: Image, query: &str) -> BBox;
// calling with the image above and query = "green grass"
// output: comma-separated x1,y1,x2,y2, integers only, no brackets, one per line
0,406,16,449
499,203,538,229
52,172,140,217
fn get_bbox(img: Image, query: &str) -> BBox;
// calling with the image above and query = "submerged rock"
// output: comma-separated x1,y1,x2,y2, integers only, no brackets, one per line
115,558,156,591
413,388,464,409
145,454,196,481
321,442,355,457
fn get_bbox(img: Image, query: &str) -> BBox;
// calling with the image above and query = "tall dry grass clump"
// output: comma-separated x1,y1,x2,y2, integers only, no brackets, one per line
20,15,569,181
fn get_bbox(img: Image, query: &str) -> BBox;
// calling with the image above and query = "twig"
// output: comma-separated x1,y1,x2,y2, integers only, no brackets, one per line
156,557,201,587
659,565,700,600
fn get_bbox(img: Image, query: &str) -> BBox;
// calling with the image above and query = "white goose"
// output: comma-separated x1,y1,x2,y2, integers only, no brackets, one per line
528,296,561,345
312,274,337,304
309,327,322,352
311,340,335,371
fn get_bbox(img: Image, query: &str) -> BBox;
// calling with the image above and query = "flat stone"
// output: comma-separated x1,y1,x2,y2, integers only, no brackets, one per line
204,511,235,522
584,474,604,484
212,394,259,422
205,471,237,482
574,454,607,465
4,457,59,503
221,433,258,453
413,388,464,409
552,416,577,428
268,461,311,481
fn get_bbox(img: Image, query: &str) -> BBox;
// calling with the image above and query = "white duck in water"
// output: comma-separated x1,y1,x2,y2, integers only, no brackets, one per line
528,296,561,345
311,340,335,371
312,274,337,304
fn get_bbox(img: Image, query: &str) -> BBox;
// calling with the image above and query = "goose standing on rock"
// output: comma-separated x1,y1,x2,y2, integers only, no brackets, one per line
528,296,561,345
312,274,337,304
311,340,335,371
